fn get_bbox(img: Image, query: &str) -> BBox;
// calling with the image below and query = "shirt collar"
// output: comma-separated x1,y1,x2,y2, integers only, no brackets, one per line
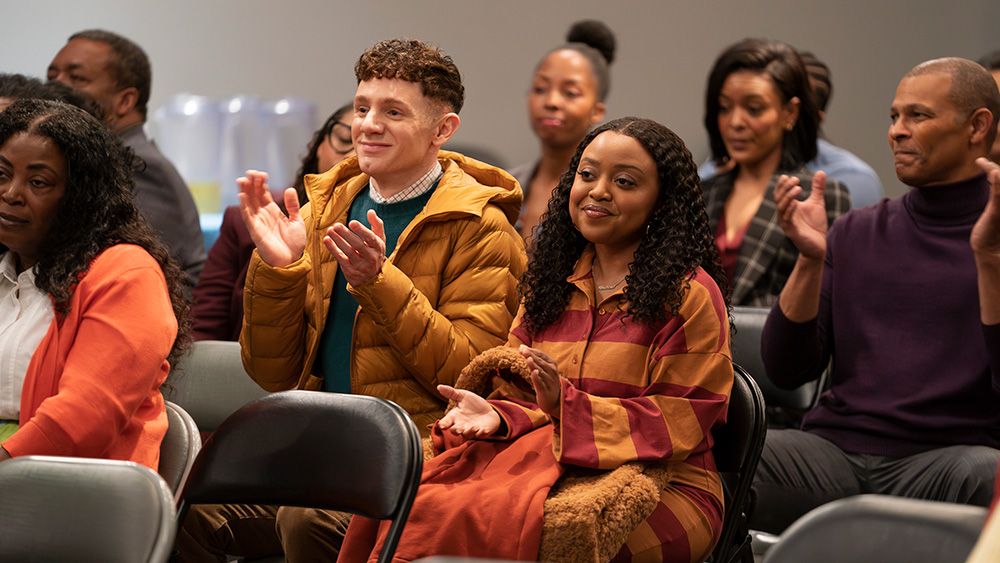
0,252,35,287
369,161,443,204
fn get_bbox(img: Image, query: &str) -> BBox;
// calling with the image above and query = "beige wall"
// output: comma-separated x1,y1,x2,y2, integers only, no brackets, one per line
5,0,999,197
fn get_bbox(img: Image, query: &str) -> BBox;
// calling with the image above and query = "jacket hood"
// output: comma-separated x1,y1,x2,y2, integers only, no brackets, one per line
303,150,522,226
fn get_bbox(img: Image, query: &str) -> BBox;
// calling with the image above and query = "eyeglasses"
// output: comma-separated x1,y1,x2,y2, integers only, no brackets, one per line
326,121,353,155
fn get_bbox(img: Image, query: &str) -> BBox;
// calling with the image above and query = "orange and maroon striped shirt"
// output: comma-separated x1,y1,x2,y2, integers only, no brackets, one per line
491,247,734,561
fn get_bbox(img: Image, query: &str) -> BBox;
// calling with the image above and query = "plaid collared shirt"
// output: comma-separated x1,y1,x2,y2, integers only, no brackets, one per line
369,161,443,204
702,167,851,306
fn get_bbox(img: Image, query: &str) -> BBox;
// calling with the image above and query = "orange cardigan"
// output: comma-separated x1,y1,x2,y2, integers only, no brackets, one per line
2,244,176,470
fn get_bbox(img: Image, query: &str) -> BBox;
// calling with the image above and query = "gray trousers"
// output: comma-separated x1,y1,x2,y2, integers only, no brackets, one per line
750,429,1000,534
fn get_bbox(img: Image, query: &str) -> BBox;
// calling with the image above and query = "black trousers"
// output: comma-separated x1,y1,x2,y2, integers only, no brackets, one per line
750,429,1000,534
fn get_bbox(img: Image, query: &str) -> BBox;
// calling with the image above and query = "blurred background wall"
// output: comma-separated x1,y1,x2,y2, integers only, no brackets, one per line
4,0,999,197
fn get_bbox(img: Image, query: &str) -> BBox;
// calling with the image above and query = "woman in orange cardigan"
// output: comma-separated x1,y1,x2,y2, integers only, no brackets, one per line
0,99,189,470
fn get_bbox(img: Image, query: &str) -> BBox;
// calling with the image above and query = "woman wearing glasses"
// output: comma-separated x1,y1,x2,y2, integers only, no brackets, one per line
191,104,354,341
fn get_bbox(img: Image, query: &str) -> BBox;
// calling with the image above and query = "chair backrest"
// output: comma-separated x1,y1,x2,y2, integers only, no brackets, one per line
763,495,988,563
158,400,202,499
731,306,819,412
711,363,768,563
164,340,269,432
0,456,176,563
178,390,423,563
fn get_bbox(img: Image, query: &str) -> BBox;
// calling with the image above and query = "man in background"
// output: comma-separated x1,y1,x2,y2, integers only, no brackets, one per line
48,29,205,290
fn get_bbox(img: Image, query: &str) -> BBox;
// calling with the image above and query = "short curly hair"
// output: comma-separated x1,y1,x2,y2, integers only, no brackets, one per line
521,117,729,334
354,39,464,114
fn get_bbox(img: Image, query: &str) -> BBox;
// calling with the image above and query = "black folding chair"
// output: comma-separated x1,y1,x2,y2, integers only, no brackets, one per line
710,363,768,563
731,306,823,427
177,390,423,563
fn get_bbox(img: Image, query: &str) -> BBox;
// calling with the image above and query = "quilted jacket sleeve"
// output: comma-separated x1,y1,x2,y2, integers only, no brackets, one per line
349,206,527,394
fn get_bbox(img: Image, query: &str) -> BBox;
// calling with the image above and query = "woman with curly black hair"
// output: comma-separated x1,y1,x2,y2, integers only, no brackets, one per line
341,117,734,562
0,98,188,470
191,102,353,340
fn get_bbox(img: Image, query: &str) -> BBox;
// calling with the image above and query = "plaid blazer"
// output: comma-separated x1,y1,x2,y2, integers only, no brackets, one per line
702,167,851,306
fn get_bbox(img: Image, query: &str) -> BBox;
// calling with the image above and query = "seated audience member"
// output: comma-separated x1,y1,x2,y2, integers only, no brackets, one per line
190,103,353,341
698,50,885,208
752,58,1000,534
0,73,104,119
0,99,188,469
48,29,206,292
339,117,733,562
0,75,104,261
981,50,1000,161
701,38,850,307
510,20,613,243
176,39,526,562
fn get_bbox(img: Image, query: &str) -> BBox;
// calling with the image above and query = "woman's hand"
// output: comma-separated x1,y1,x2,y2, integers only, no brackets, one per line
775,171,829,262
237,170,307,267
437,385,501,439
519,345,562,418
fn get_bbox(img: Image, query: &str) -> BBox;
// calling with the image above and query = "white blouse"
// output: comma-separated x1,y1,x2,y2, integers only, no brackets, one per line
0,253,55,421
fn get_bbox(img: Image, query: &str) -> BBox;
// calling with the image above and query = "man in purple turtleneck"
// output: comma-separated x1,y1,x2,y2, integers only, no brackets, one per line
751,57,1000,533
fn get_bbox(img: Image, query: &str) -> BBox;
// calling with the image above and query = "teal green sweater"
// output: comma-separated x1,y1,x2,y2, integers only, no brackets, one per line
318,184,437,393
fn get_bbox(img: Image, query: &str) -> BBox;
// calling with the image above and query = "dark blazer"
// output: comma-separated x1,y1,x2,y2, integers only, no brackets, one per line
702,167,851,306
120,124,206,292
190,206,255,341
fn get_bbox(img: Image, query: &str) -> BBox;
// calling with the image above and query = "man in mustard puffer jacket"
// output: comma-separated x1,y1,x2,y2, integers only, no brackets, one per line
176,39,526,562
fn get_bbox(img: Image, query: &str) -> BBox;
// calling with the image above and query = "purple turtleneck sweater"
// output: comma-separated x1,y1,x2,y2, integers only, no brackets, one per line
763,173,1000,457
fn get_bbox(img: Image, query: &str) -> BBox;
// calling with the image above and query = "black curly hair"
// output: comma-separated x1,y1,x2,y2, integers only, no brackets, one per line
0,98,190,364
291,102,353,199
520,117,728,335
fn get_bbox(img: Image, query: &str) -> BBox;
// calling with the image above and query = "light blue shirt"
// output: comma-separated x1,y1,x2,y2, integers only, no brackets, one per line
698,139,884,208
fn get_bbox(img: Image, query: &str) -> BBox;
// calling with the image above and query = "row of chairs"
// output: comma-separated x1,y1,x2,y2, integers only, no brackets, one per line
0,325,989,562
0,390,423,563
161,341,770,563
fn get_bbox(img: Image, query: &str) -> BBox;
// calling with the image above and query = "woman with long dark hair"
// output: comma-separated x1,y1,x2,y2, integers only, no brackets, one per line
340,117,733,562
0,98,188,469
702,38,850,306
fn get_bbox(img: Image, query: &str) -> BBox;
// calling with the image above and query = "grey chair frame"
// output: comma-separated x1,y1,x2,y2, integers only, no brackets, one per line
178,390,423,563
159,400,202,500
762,494,988,563
0,455,176,563
164,340,269,433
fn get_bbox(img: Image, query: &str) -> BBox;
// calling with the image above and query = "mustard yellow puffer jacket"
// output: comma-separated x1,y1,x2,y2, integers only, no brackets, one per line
240,151,527,433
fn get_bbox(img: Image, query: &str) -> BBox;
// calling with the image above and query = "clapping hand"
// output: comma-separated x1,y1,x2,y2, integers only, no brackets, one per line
323,209,387,286
519,345,562,418
237,170,307,267
774,171,829,261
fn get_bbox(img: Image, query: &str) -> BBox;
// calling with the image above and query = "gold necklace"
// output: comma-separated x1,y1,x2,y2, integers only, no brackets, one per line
594,259,627,291
597,277,626,291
